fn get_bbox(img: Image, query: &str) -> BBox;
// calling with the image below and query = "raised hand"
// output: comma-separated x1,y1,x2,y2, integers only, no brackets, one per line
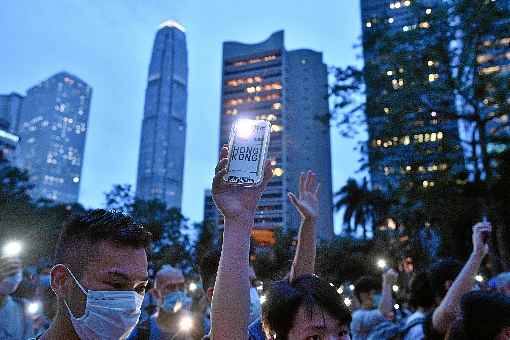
212,145,273,223
472,221,491,258
288,170,320,221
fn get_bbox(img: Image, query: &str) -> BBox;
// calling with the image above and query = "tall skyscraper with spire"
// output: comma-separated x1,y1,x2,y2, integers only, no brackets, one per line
136,20,188,209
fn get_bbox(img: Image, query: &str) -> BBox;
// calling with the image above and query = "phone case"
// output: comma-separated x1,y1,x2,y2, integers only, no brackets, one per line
225,119,271,186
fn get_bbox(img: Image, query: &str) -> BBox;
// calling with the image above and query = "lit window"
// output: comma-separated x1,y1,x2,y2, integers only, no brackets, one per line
431,111,437,117
376,139,382,146
395,2,401,8
428,74,439,82
272,103,282,110
423,180,429,188
419,21,430,29
403,26,409,32
73,177,80,183
384,107,390,114
273,168,284,176
437,131,443,139
406,165,412,171
427,60,434,67
431,132,437,141
403,136,410,145
388,17,394,23
366,22,372,28
390,3,395,9
404,0,411,6
398,79,404,86
246,86,255,93
418,166,425,172
426,8,432,15
387,70,393,76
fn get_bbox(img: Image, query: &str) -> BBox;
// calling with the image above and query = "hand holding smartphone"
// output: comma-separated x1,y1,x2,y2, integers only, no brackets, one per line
225,119,271,186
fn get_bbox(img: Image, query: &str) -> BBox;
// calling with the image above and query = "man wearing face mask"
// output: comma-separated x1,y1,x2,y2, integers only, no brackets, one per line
0,255,34,339
128,264,196,339
35,209,152,340
350,269,399,340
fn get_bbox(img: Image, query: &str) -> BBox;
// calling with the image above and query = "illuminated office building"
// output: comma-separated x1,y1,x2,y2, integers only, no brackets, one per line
136,20,188,209
218,31,334,244
361,0,464,191
16,72,92,203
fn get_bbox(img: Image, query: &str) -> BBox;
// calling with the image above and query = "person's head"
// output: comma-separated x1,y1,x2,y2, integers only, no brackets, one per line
0,256,23,297
199,248,221,303
50,209,152,338
353,276,380,309
154,264,185,297
494,272,510,297
262,275,352,340
429,258,462,303
408,271,435,311
447,291,510,340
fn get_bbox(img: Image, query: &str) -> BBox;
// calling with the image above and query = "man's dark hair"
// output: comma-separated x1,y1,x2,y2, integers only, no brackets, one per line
54,209,152,279
447,291,510,340
262,275,352,340
409,271,435,309
353,276,380,302
199,249,221,292
429,258,463,299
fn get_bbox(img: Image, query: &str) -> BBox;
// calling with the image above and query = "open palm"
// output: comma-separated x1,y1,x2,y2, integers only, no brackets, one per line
288,170,320,220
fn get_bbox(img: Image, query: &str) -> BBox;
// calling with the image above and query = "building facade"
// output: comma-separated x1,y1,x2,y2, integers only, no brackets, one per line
360,0,464,192
0,92,24,134
136,20,188,209
16,72,92,203
218,31,334,244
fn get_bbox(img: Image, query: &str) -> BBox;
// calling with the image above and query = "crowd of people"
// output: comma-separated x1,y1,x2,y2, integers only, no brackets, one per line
0,145,509,340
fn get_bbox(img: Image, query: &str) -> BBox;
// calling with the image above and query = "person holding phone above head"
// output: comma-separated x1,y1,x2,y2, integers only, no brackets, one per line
210,145,351,340
34,210,152,340
0,241,34,339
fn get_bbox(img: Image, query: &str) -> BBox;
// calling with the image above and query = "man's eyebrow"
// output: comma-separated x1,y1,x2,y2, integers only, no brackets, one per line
106,271,149,282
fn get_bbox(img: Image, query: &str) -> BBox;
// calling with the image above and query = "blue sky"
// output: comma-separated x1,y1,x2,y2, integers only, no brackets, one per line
0,0,363,234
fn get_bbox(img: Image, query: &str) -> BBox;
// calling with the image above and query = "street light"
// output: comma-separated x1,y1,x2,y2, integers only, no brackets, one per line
344,297,352,307
179,315,193,332
260,295,267,304
337,287,344,295
349,284,355,291
189,282,197,292
392,285,399,293
475,275,484,283
27,301,42,315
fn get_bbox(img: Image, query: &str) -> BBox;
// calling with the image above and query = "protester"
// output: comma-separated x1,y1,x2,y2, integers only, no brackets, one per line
402,271,435,340
201,166,323,339
446,290,510,340
0,255,34,339
209,145,352,340
262,274,351,339
36,209,152,340
424,221,492,339
128,264,197,339
350,269,399,340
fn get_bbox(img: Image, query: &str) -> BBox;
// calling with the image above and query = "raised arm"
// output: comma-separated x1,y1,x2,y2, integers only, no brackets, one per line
289,170,320,282
210,145,273,340
432,222,491,334
379,269,398,318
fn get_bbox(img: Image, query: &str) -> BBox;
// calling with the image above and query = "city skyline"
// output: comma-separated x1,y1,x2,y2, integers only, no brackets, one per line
0,1,362,233
136,20,188,209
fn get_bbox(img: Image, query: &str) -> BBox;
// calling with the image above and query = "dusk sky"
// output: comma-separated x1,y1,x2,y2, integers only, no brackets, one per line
1,0,364,234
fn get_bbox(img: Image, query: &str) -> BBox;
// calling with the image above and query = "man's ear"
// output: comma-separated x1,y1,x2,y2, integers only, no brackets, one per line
51,264,72,299
207,287,214,303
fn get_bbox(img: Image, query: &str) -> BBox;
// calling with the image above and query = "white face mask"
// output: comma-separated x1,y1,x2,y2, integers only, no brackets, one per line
249,287,261,323
63,266,144,340
0,270,23,295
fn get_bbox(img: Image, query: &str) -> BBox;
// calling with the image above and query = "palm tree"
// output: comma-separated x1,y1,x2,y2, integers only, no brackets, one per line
334,177,390,239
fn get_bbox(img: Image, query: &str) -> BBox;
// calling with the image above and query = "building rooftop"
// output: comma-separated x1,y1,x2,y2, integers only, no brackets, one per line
159,20,186,32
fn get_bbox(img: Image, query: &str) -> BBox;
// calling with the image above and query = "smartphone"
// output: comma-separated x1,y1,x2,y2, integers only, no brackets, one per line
225,119,271,186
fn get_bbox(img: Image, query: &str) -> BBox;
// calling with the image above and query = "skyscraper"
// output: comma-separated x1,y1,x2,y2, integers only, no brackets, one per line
16,72,92,203
0,92,24,133
360,0,464,192
136,20,188,209
218,31,334,244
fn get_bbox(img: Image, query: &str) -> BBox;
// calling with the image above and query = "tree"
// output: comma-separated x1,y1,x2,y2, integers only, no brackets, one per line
329,0,510,263
334,177,391,239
